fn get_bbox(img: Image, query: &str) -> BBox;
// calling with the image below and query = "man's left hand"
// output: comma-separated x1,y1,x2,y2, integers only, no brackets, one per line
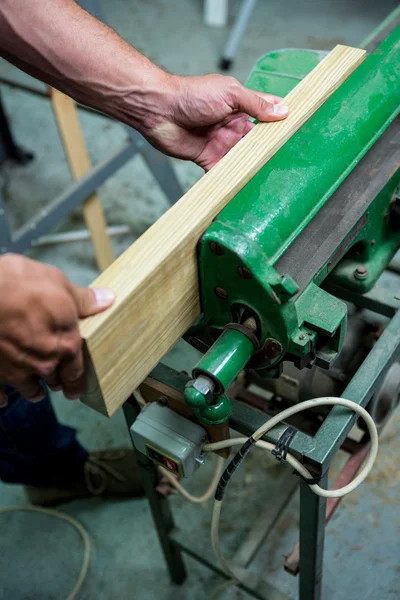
141,74,288,171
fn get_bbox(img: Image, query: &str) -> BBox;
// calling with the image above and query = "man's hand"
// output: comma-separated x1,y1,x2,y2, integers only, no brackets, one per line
140,74,288,171
0,1,288,172
0,254,115,407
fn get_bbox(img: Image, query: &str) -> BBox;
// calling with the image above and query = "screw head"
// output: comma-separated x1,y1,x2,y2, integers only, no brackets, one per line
237,266,252,279
354,265,368,280
210,241,224,256
215,287,228,299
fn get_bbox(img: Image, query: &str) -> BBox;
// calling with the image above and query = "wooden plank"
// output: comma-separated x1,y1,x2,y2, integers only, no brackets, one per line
80,45,366,416
140,378,231,458
51,88,114,272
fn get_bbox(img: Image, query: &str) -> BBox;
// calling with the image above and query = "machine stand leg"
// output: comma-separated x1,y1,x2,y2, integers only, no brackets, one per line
299,471,328,600
123,399,187,585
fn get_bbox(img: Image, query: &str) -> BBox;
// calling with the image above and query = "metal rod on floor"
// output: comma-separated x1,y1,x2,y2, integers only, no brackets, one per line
31,225,130,246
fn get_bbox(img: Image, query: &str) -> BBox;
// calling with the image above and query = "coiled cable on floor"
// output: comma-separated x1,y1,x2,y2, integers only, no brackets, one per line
0,505,91,600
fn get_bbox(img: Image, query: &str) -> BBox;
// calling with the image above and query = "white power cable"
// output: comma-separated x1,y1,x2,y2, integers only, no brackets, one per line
203,396,378,581
158,455,225,504
0,505,91,600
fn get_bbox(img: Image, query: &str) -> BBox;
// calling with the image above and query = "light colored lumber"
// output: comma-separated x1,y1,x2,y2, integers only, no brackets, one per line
51,88,114,272
80,45,366,417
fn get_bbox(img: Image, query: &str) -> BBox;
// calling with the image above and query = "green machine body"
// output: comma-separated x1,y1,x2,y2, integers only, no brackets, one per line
184,30,400,424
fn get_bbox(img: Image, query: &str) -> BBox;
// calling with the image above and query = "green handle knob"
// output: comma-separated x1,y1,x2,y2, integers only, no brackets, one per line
184,386,207,407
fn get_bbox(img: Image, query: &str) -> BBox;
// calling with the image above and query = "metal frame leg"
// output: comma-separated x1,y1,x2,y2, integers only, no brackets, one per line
299,471,328,600
220,0,258,69
128,130,183,205
123,398,187,585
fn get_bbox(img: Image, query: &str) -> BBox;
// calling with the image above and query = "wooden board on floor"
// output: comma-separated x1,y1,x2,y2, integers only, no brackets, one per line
79,45,366,417
51,88,114,272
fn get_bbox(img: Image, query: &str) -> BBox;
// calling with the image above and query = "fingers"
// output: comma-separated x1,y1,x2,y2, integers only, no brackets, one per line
16,377,46,403
68,285,115,318
44,370,62,392
232,85,289,122
0,387,8,409
58,348,85,400
253,91,283,105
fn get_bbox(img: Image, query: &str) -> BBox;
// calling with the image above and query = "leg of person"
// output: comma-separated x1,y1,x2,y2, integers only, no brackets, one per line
0,386,146,506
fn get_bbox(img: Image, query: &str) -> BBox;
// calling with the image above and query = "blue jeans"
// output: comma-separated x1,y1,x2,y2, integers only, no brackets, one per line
0,386,88,488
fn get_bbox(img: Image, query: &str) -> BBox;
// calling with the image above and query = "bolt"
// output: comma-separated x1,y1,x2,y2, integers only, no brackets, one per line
237,266,252,279
262,338,283,361
354,265,368,280
215,287,228,299
158,396,168,406
209,241,224,256
299,334,306,341
191,375,215,404
370,239,376,246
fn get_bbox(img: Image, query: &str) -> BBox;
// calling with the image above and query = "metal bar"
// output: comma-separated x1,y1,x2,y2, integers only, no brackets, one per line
285,442,370,576
322,281,400,318
123,397,187,585
170,531,289,600
0,77,49,98
361,5,400,52
6,141,136,253
230,397,315,461
312,310,400,465
222,0,258,63
299,471,328,600
127,129,183,204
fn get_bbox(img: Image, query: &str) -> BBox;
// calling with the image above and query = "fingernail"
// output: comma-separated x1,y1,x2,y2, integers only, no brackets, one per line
273,104,289,116
30,393,46,403
93,287,115,308
50,385,62,392
66,393,81,400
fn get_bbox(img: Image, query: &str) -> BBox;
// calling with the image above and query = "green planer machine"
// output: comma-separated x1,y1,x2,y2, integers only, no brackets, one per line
126,19,400,600
183,27,400,426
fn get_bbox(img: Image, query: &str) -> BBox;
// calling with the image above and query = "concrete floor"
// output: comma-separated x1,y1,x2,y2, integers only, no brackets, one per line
0,0,399,599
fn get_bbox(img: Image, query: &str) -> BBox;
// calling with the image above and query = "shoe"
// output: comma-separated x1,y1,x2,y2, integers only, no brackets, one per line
24,449,145,506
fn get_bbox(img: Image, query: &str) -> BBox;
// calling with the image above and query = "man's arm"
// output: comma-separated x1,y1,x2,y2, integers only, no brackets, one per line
0,0,288,170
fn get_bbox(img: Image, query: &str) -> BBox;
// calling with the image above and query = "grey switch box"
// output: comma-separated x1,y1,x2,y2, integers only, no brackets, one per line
130,402,208,478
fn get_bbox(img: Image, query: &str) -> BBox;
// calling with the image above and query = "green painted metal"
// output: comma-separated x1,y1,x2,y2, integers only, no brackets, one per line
246,48,322,98
183,28,400,420
193,395,232,425
191,328,254,391
184,327,253,422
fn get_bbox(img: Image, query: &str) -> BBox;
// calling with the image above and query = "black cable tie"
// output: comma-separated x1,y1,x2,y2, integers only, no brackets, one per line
215,437,255,501
293,467,328,485
271,426,298,464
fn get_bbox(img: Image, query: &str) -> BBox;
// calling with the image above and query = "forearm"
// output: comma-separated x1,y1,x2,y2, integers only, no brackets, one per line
0,0,172,133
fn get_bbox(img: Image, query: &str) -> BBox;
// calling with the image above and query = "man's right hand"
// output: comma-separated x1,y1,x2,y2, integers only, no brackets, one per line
0,254,115,407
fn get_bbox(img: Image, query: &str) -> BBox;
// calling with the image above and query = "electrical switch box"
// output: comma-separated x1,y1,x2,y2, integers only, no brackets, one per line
130,402,208,478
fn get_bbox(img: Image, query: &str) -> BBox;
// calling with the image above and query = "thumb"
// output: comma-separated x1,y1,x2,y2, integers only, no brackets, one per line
70,285,116,318
234,87,289,122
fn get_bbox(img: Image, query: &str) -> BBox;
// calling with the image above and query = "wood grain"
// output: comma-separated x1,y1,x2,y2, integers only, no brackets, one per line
80,45,366,416
51,88,114,272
